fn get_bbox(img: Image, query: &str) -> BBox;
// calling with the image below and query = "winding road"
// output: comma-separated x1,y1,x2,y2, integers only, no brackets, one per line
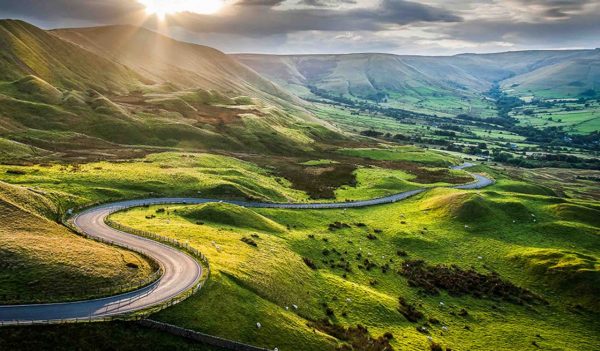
0,163,493,325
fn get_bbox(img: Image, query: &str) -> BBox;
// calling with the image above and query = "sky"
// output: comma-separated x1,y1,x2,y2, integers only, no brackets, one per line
1,0,599,55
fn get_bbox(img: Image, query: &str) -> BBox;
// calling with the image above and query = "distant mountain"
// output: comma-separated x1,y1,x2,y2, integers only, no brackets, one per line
499,50,600,98
235,49,599,104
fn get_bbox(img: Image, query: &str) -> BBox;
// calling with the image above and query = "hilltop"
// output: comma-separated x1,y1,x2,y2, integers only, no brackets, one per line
0,20,342,161
236,50,600,113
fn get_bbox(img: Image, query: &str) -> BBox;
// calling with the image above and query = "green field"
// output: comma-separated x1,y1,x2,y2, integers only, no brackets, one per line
338,147,460,167
334,167,471,201
0,152,308,211
107,165,599,351
511,101,600,134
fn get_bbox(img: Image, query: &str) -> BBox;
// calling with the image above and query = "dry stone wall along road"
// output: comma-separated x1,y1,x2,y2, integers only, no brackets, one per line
0,163,493,325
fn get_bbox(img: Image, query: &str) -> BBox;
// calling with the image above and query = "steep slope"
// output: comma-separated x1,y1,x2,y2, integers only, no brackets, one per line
0,20,142,93
236,53,490,99
0,181,155,303
236,50,599,112
501,50,600,98
53,25,296,104
0,20,341,159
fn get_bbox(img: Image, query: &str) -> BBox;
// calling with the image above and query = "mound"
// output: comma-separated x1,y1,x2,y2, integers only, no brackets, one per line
62,91,87,107
87,91,127,117
0,182,154,303
179,203,285,233
421,190,492,222
509,248,600,311
494,180,556,196
0,138,48,162
0,181,59,220
177,89,236,106
12,75,62,104
421,189,534,223
146,96,197,117
550,203,600,228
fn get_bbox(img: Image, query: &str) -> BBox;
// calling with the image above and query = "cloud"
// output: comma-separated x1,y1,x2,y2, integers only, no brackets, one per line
0,0,598,55
172,0,461,36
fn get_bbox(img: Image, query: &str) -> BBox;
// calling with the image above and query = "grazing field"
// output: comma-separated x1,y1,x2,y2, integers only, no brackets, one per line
334,167,471,201
338,147,460,167
0,152,308,211
511,101,600,134
109,166,599,351
0,181,155,303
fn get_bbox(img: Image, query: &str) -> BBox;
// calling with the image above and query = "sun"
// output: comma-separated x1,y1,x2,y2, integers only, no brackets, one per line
138,0,224,19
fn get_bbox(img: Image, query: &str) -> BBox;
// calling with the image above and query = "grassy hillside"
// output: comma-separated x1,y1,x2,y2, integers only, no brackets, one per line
0,20,343,160
0,152,309,209
0,20,142,93
53,25,296,105
236,50,598,117
501,50,600,99
0,181,155,303
110,170,599,350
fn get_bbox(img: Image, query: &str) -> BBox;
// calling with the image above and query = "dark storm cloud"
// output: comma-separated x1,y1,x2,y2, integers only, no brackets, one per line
0,0,598,54
234,0,286,6
173,0,461,36
0,0,144,23
445,13,600,47
298,0,357,7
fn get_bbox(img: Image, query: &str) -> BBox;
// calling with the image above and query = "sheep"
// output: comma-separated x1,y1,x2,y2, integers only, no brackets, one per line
256,322,262,329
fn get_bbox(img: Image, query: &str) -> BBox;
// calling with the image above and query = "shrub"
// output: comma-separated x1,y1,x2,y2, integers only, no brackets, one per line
241,237,258,247
5,169,26,175
398,297,424,322
303,257,317,270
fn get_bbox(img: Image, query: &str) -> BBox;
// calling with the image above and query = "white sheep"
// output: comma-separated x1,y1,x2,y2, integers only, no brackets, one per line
256,322,262,329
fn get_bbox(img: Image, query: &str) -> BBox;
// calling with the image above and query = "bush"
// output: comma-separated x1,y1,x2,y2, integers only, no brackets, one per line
241,237,258,247
303,257,317,270
398,297,424,322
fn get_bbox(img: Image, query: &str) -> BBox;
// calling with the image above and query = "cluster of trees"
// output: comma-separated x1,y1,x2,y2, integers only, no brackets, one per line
492,150,600,169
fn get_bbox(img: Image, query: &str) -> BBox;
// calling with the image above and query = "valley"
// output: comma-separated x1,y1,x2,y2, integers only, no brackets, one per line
0,12,598,351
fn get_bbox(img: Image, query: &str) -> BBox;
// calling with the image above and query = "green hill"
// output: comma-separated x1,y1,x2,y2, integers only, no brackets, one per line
501,50,600,98
236,50,599,115
0,20,142,93
52,25,297,105
0,181,155,303
0,20,342,160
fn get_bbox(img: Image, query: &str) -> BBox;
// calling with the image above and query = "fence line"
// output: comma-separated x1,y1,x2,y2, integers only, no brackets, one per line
138,319,273,351
0,204,211,327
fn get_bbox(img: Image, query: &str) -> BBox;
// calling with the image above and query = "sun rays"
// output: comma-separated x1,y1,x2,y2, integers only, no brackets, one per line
137,0,224,20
